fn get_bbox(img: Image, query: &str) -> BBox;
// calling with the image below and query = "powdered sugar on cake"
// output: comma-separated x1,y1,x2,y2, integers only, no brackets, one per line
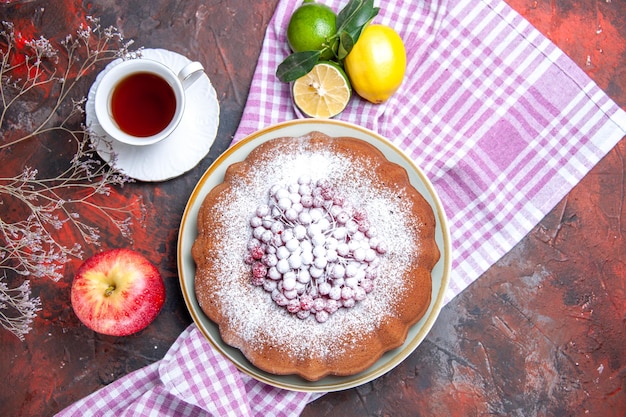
200,136,424,360
245,175,387,323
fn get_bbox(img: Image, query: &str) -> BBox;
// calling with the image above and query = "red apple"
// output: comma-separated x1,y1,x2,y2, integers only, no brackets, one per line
71,248,165,336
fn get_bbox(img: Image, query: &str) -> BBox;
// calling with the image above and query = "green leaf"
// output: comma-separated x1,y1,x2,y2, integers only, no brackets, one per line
337,0,379,36
335,0,379,60
337,32,354,60
336,0,366,29
275,50,321,83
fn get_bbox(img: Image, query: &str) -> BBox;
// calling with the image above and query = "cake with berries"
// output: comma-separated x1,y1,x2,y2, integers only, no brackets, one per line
192,131,439,381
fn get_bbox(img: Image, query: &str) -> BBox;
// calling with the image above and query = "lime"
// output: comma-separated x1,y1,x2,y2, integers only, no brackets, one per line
292,61,351,118
287,1,337,60
344,24,407,103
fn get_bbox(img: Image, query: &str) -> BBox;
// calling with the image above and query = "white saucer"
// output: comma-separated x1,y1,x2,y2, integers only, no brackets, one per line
85,48,220,182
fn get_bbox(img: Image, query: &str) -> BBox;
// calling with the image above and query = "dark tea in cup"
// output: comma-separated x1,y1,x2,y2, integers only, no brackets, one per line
111,72,177,137
95,58,204,146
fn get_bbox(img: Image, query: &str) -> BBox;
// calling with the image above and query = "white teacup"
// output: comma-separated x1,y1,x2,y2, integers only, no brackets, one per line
94,58,204,146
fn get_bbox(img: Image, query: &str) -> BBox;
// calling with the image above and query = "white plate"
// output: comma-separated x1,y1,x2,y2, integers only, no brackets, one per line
85,48,220,182
177,119,451,392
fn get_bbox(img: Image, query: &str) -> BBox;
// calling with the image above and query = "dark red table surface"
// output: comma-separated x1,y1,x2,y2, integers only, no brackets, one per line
1,1,624,416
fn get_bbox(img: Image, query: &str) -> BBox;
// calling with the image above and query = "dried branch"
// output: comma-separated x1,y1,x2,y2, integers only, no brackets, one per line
0,274,41,341
0,17,144,340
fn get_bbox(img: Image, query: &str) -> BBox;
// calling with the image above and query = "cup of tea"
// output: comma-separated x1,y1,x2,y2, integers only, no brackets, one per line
94,58,204,146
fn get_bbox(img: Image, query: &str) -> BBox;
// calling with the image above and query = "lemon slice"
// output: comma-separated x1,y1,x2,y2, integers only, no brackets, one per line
292,62,351,119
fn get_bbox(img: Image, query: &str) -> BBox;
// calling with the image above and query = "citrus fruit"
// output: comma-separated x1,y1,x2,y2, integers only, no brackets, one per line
292,61,351,118
287,1,337,60
344,24,407,103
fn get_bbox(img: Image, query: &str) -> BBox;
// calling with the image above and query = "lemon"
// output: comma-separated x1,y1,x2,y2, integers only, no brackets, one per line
287,1,337,60
292,61,351,118
344,24,406,103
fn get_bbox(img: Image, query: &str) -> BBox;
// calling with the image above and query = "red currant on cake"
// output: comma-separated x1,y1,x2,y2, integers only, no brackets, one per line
245,177,387,322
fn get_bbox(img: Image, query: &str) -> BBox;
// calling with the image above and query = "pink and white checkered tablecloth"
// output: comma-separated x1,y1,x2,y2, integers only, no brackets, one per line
57,0,626,415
